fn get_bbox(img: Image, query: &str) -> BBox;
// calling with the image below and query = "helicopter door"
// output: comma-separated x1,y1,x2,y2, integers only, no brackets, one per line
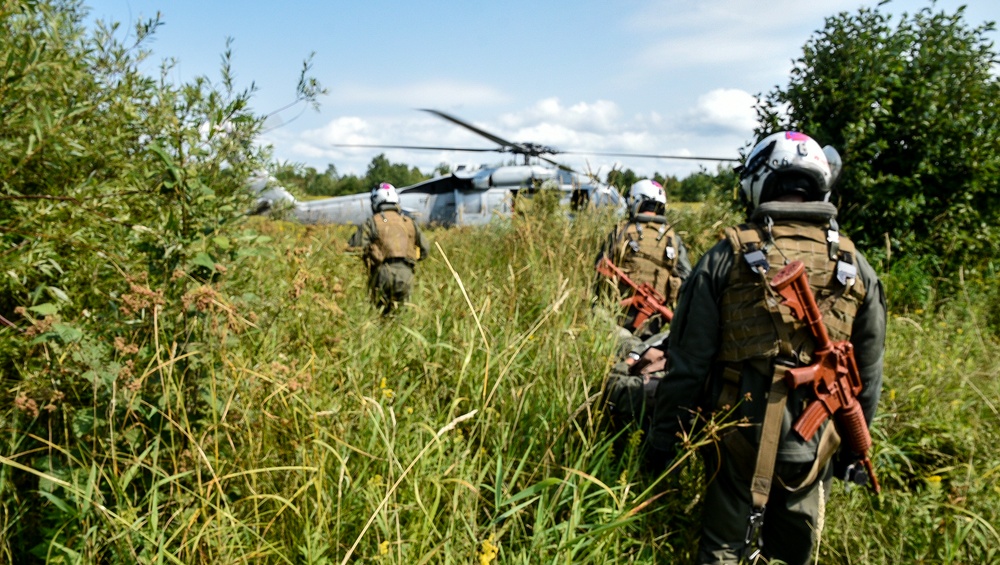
485,190,511,220
456,192,484,226
428,192,455,226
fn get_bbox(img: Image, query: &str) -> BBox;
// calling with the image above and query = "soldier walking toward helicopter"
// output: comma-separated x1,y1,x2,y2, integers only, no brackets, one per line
348,182,430,315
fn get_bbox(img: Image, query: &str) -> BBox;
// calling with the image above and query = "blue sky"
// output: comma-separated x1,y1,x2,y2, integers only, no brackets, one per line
85,0,1000,179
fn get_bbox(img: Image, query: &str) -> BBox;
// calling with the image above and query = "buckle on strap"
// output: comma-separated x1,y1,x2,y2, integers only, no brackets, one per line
744,506,765,561
827,218,840,260
744,245,769,274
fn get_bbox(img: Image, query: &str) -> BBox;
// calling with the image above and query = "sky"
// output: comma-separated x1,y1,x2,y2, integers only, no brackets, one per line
84,0,1000,180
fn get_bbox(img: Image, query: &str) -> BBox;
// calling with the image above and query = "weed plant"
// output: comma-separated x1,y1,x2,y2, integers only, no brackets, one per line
3,193,999,563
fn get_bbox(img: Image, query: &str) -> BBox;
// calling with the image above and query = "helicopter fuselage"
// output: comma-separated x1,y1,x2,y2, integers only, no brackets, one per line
252,164,625,227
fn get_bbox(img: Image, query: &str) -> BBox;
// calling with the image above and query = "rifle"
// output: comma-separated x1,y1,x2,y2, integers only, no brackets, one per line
770,260,880,493
596,255,673,330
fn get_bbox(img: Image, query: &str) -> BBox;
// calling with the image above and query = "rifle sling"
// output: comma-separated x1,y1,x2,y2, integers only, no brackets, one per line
722,418,840,494
751,365,790,510
631,249,673,271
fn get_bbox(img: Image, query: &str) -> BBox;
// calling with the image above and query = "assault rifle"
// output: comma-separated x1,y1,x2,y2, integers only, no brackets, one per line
770,260,881,494
596,255,673,331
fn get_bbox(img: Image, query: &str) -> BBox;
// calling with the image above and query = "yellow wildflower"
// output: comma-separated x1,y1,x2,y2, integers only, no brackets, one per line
379,540,391,556
478,534,499,565
379,377,395,399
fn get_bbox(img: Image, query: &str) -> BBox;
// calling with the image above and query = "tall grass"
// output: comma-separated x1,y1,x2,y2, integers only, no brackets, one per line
3,194,998,563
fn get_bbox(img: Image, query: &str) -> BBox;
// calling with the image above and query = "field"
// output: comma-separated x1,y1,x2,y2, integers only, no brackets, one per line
3,195,999,564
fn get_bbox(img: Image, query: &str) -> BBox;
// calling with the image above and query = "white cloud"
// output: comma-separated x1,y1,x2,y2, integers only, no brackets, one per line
330,80,509,107
621,0,863,79
679,88,758,135
260,90,753,181
499,98,623,133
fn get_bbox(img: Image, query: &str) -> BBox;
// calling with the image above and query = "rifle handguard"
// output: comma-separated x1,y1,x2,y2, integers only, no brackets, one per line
769,260,882,494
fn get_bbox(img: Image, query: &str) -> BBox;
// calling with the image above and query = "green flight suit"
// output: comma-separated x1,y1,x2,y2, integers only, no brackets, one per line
348,205,430,314
647,201,887,564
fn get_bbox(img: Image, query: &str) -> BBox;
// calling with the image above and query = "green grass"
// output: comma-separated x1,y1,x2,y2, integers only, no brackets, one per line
3,196,999,563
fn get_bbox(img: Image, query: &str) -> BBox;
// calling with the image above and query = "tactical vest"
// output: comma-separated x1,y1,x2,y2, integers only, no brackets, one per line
369,210,419,264
718,217,867,364
614,215,683,306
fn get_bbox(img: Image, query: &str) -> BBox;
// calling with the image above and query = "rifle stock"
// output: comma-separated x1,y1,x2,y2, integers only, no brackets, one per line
770,260,881,494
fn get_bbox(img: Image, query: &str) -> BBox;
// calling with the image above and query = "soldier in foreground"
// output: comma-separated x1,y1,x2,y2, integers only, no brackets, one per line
348,182,430,315
595,179,691,340
646,132,887,564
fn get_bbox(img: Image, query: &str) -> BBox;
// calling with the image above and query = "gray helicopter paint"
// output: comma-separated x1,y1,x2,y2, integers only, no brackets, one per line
249,166,624,227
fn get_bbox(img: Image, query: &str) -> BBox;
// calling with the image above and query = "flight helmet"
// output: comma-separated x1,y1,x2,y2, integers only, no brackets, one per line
738,131,841,211
370,182,399,212
628,179,666,216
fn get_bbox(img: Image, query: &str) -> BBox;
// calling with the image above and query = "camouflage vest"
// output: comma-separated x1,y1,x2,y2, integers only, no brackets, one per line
369,210,418,264
614,215,683,306
718,207,867,364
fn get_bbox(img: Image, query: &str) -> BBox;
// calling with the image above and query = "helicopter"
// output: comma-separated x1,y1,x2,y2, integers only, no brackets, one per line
251,108,739,227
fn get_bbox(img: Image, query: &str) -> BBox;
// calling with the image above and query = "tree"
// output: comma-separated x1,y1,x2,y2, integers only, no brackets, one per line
606,168,641,197
755,5,1000,274
364,153,429,189
677,166,738,203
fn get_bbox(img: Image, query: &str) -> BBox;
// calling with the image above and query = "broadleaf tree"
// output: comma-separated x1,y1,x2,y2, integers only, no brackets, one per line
754,5,1000,277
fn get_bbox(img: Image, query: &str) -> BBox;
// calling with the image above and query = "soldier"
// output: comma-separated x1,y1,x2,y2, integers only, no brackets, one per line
348,182,430,315
595,179,691,339
645,132,887,564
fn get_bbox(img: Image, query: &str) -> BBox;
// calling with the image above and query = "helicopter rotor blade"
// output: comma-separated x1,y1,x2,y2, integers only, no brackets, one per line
537,154,578,174
422,109,739,163
332,143,498,153
420,108,533,156
559,149,740,163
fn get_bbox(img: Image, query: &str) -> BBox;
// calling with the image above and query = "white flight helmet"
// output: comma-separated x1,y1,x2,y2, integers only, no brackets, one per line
628,179,666,216
370,182,400,212
738,131,841,210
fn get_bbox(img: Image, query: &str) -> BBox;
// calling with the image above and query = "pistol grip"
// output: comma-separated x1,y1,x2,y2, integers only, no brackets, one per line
784,365,817,389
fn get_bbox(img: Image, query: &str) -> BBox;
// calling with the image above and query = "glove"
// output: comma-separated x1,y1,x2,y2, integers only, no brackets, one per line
833,451,869,487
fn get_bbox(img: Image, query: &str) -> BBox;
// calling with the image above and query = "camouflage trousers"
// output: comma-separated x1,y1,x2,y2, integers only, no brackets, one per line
369,260,415,314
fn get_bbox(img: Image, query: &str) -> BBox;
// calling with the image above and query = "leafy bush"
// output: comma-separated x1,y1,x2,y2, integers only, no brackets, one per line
756,4,1000,281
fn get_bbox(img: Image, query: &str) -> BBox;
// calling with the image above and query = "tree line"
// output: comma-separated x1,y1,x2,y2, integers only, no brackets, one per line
275,153,739,204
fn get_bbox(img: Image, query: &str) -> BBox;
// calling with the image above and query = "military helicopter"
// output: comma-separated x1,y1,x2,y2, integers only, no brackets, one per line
251,109,739,227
